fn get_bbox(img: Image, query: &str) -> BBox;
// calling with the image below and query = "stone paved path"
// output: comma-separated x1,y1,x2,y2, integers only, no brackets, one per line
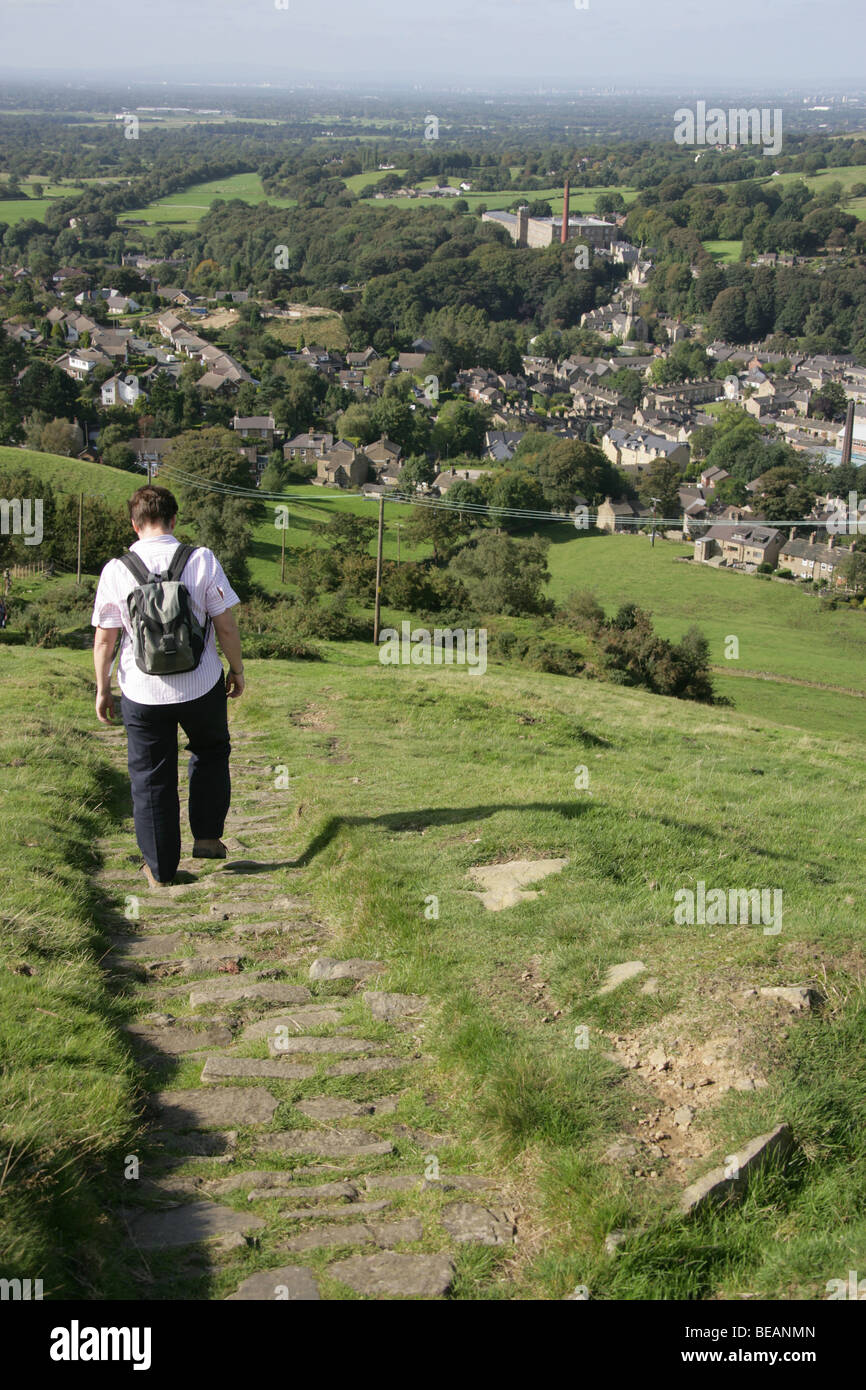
92,723,517,1300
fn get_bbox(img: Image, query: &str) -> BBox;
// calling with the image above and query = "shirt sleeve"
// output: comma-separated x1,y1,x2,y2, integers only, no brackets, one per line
91,561,124,629
202,550,240,617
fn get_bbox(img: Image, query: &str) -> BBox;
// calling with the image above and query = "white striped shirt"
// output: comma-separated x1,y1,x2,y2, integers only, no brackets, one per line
91,534,240,705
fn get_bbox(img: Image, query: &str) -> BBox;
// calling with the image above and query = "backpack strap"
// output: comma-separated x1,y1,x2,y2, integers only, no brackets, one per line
118,551,152,585
167,543,197,583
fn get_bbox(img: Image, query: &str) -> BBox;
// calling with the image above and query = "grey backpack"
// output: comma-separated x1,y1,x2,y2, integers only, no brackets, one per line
119,544,210,675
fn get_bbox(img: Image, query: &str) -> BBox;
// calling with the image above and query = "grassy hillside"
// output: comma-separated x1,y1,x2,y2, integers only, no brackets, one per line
1,641,864,1298
0,446,140,506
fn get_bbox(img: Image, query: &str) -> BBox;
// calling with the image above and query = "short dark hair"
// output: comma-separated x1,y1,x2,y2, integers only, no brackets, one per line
129,485,178,529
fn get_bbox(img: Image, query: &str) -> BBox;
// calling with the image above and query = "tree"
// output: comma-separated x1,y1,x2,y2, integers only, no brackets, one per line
164,428,259,591
640,457,683,522
810,381,848,422
41,418,83,457
430,398,487,459
404,504,471,563
448,532,552,616
837,548,866,592
484,469,549,530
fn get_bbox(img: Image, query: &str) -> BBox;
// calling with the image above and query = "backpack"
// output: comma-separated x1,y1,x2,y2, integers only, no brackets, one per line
119,543,210,675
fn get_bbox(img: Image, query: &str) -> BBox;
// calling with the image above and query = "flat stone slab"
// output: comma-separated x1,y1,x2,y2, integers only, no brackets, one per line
283,1218,423,1254
759,986,815,1012
241,1007,347,1041
468,859,567,911
597,961,647,996
226,1266,319,1301
247,1181,358,1202
680,1123,794,1216
208,1171,312,1196
296,1096,399,1122
256,1131,394,1159
363,991,428,1021
265,1036,381,1057
189,981,312,1008
150,1130,237,1158
126,1023,234,1055
279,1199,389,1223
363,1172,498,1193
440,1202,515,1246
202,1056,318,1082
129,1200,265,1250
153,1088,278,1129
113,933,187,959
328,1252,454,1298
309,958,385,982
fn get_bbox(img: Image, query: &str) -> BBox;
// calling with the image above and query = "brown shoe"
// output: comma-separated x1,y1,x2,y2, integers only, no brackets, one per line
192,839,228,859
141,863,172,889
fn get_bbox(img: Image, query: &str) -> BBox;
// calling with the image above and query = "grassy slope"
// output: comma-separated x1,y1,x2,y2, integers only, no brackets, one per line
0,446,140,506
6,635,864,1298
0,651,137,1294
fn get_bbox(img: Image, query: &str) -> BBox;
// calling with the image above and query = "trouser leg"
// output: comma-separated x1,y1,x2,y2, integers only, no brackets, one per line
178,674,231,841
120,694,181,883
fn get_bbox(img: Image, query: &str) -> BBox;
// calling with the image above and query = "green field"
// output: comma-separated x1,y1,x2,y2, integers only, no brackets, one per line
702,239,743,263
754,162,866,217
380,182,638,214
119,172,298,233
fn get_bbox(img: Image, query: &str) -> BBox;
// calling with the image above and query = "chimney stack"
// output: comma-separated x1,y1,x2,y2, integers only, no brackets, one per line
561,179,570,245
841,399,855,467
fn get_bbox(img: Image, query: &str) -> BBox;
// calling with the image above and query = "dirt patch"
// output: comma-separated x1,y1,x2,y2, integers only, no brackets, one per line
290,704,335,732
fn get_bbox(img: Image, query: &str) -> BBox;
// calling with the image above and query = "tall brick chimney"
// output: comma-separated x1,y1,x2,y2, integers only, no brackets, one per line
561,180,570,244
841,399,855,467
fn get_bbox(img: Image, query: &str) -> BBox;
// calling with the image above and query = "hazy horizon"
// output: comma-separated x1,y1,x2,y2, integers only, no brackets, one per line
1,0,865,91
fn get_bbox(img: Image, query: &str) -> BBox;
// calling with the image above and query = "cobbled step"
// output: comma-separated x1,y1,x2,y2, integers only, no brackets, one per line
226,1267,319,1301
153,1087,279,1128
126,1023,234,1054
255,1131,394,1159
278,1199,390,1223
240,1007,348,1041
282,1218,423,1255
128,1200,265,1250
246,1181,358,1202
201,1055,402,1083
189,980,312,1008
326,1252,454,1298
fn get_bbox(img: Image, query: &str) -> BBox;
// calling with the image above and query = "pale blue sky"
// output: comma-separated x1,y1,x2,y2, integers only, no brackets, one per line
0,0,864,89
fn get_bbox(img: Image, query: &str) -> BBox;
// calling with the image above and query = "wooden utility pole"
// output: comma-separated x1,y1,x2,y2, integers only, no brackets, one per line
396,522,401,564
76,492,83,585
373,493,385,643
280,518,287,584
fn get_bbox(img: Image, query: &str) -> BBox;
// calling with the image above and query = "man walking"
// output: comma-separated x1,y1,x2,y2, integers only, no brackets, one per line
92,484,245,888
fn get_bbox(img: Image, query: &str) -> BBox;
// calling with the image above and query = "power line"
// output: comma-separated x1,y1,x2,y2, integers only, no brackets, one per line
156,465,840,529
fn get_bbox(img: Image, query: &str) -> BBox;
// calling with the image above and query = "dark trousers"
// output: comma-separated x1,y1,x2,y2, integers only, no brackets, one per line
121,673,231,883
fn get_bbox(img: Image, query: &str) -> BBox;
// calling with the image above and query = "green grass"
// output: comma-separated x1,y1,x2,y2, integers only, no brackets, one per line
545,532,866,732
378,183,638,213
0,654,137,1295
0,447,140,506
2,609,865,1297
702,239,743,263
118,172,297,233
